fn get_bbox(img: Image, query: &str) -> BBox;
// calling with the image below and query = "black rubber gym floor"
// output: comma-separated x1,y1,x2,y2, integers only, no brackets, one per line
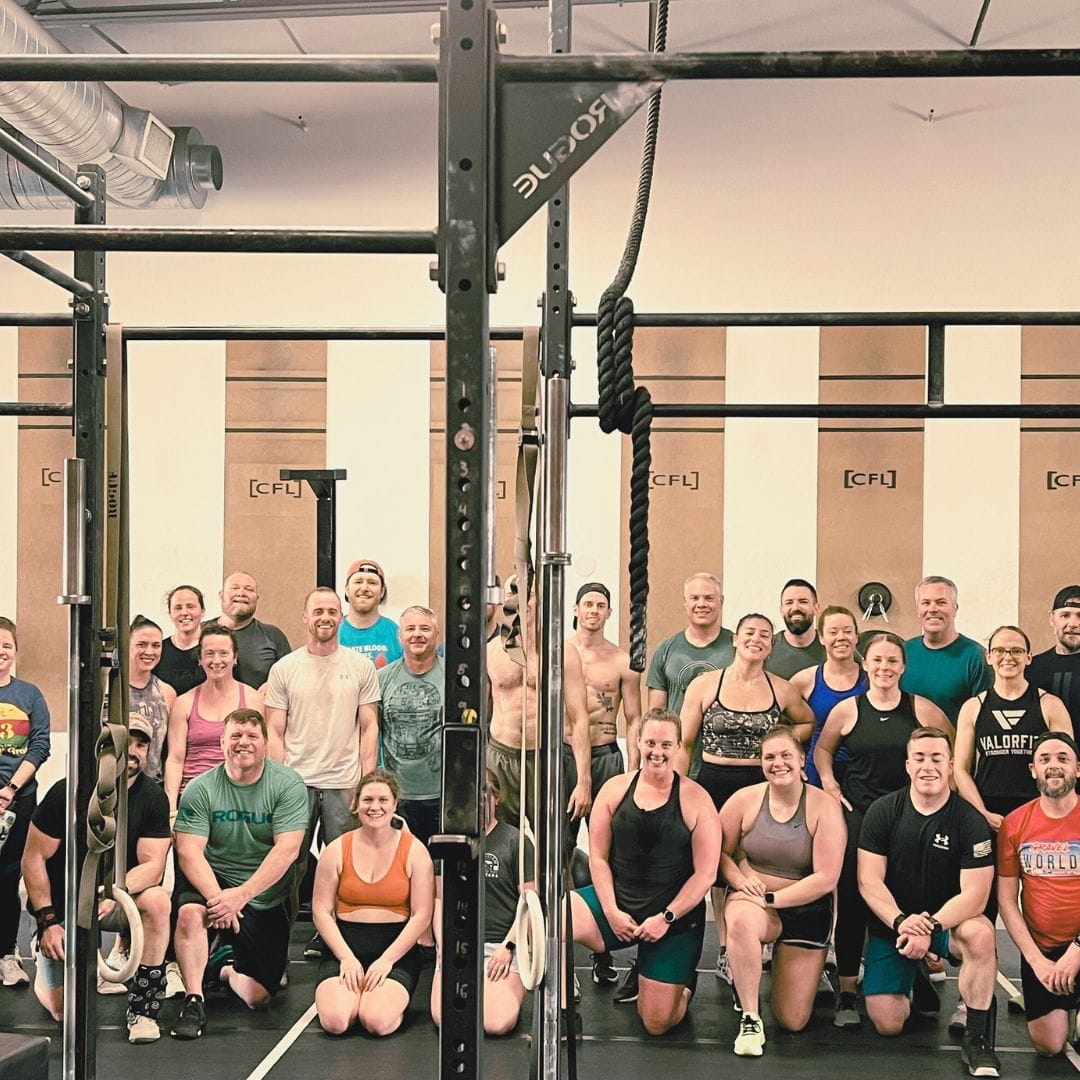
2,924,1078,1080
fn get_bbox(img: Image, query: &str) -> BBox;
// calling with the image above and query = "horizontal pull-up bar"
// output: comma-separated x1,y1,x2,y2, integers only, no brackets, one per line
2,250,95,298
571,403,1080,420
0,128,95,209
123,326,527,341
0,401,73,417
572,311,1080,327
502,48,1080,82
0,314,71,326
1,49,1076,84
0,227,437,254
0,54,438,82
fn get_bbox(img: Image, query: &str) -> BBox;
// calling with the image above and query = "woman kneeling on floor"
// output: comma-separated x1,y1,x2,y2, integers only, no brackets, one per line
312,769,434,1036
720,724,845,1057
570,708,719,1036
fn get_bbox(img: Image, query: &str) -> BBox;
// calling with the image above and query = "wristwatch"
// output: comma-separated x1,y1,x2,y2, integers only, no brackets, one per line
662,908,676,924
764,892,775,906
930,918,944,935
503,940,516,952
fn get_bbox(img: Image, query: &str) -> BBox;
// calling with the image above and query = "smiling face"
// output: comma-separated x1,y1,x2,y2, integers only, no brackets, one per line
1031,739,1079,800
905,735,952,798
220,572,258,623
735,616,773,662
199,630,236,680
0,628,17,681
987,627,1031,680
346,571,384,617
303,589,343,646
129,626,163,677
780,585,818,637
399,607,439,663
221,719,267,772
126,733,150,778
574,591,611,634
761,730,804,787
683,577,722,631
862,638,905,691
637,717,680,773
169,588,204,636
820,612,857,662
916,581,958,641
356,781,397,827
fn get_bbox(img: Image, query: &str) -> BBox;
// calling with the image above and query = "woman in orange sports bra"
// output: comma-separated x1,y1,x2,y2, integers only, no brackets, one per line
312,769,435,1036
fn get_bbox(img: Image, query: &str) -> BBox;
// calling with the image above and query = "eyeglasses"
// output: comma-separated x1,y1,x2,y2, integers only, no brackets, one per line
989,647,1028,659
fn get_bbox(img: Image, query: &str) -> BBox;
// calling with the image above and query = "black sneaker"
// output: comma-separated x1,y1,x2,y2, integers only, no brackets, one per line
170,995,207,1040
912,961,941,1017
591,951,617,986
204,944,234,992
613,961,639,1004
303,933,322,960
960,1033,1001,1078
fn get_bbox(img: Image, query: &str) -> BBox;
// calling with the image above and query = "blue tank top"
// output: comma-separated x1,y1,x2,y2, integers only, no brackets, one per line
805,665,869,786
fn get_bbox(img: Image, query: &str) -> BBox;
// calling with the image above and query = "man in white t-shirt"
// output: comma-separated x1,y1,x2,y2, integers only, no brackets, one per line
264,587,381,946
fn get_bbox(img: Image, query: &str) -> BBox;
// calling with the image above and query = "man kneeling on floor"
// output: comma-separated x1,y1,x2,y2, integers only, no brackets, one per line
171,708,308,1039
857,726,1000,1077
997,731,1080,1058
22,716,173,1043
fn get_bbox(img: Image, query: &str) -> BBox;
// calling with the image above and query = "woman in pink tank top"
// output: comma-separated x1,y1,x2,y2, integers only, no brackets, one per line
163,624,263,813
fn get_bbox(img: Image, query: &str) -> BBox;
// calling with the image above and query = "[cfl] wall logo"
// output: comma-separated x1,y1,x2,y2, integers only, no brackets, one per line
844,469,897,489
513,93,621,201
1047,471,1080,490
248,479,302,499
650,471,699,491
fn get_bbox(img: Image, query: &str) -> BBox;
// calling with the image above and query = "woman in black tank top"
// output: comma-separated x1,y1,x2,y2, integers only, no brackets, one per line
568,710,720,1037
954,624,1072,830
809,632,952,1025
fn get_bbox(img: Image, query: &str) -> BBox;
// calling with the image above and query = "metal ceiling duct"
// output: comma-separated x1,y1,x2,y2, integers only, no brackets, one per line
0,0,221,209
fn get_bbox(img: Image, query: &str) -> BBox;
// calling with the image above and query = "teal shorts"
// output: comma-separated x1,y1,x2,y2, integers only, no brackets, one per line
576,886,704,986
862,929,950,997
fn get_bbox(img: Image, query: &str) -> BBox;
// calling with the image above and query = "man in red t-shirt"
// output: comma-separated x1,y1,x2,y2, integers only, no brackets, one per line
998,730,1080,1056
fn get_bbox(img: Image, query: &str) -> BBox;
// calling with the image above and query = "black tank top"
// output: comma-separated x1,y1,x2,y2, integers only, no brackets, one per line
609,773,694,921
841,691,920,814
973,682,1045,816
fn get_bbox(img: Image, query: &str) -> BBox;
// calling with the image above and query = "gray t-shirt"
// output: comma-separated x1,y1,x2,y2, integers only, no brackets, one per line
765,632,827,680
378,657,445,802
646,628,735,717
483,819,533,942
225,618,291,689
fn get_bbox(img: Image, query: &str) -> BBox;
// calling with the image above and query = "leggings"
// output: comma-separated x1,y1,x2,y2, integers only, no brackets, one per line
0,790,36,955
835,805,868,981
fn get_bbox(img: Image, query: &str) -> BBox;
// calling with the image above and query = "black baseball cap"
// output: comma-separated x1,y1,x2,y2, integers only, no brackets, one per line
1052,586,1080,611
1032,729,1079,759
573,582,611,629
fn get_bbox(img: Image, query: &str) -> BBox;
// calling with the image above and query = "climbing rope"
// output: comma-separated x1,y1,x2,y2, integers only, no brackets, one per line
595,1,668,673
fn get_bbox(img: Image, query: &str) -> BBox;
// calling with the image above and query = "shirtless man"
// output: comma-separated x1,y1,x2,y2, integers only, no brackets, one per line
571,581,642,986
485,579,592,832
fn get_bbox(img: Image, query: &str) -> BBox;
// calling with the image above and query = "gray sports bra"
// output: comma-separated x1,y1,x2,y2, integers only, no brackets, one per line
740,784,813,881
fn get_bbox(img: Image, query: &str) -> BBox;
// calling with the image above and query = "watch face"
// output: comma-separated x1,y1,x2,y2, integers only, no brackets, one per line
664,909,675,923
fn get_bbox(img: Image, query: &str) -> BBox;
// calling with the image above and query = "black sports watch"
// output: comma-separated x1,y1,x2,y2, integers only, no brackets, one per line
764,892,775,906
662,908,676,924
503,940,516,952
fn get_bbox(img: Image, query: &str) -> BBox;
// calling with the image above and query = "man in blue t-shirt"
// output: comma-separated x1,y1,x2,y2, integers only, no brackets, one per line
338,558,402,671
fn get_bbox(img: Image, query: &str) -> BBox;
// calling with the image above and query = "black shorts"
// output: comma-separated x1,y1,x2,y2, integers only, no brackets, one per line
1020,942,1080,1022
318,918,422,997
589,743,624,797
398,798,440,847
174,867,289,996
776,893,833,950
699,762,762,885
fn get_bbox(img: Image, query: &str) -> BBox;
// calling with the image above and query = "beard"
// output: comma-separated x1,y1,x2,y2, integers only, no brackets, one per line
1037,774,1077,799
783,611,814,636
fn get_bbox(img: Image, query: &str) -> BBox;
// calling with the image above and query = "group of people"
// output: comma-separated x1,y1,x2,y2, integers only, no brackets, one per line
2,566,1080,1078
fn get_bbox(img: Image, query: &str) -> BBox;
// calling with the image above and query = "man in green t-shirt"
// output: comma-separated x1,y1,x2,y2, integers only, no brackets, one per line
171,708,308,1040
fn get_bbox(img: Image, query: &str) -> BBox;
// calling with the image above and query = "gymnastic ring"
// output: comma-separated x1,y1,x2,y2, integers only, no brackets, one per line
513,889,546,991
96,884,144,984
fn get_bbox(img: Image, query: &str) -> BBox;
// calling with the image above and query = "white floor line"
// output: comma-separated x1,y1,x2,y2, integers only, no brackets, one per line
996,970,1022,997
244,1002,318,1080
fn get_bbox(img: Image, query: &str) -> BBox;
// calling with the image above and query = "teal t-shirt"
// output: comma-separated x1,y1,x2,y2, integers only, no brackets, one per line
899,633,991,723
339,615,402,671
175,758,309,909
378,657,445,802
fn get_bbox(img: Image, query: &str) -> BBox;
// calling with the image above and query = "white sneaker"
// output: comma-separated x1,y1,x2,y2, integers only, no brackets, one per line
573,973,581,1003
733,1012,766,1057
818,969,835,998
715,952,733,985
106,938,129,971
97,971,127,995
128,1014,161,1044
761,942,773,970
0,952,29,987
165,961,186,999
